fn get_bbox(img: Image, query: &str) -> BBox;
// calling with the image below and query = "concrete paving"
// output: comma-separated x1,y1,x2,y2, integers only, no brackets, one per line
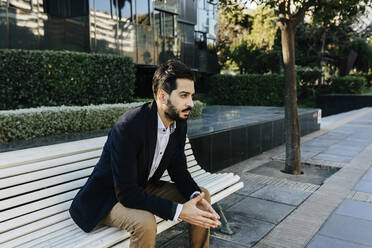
156,107,372,248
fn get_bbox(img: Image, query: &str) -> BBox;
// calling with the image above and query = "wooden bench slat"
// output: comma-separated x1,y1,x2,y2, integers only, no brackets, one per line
78,218,177,248
185,149,193,156
0,137,106,169
0,190,78,222
187,159,198,167
68,229,127,248
0,168,93,200
161,168,206,182
207,175,242,195
0,150,101,179
1,137,190,169
0,211,70,244
186,154,195,162
185,143,191,150
0,219,75,248
196,173,229,189
210,181,244,204
49,225,113,248
0,159,97,189
1,201,72,233
0,179,86,211
16,225,80,248
199,174,236,193
161,161,199,177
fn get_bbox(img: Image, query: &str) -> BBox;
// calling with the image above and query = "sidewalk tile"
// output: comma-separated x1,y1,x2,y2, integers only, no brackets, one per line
235,181,266,196
307,234,371,248
349,121,372,126
211,219,274,248
322,148,361,157
227,197,295,224
361,171,372,181
319,214,372,246
328,144,365,152
160,232,250,248
354,181,372,193
312,153,352,163
250,185,311,206
216,192,246,210
335,199,372,221
301,144,329,153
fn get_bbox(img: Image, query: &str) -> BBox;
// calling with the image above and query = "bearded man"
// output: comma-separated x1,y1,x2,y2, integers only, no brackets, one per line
69,59,220,248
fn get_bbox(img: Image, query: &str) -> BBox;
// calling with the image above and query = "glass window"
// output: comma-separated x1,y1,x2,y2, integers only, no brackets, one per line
136,0,150,25
9,0,32,11
163,12,174,37
154,9,161,36
183,24,194,43
115,0,132,21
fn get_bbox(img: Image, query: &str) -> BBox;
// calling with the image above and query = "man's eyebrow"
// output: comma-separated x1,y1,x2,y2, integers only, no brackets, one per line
179,91,194,95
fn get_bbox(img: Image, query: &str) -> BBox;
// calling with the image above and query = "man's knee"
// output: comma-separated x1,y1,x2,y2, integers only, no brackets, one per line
200,187,211,203
135,211,157,236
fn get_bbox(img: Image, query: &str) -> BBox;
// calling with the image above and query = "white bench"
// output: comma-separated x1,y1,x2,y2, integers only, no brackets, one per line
0,137,244,248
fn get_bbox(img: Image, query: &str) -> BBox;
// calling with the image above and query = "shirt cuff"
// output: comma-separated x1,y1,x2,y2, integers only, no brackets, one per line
173,203,183,222
190,191,201,200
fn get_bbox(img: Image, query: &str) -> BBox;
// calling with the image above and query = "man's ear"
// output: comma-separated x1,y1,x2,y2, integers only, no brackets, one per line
157,89,168,104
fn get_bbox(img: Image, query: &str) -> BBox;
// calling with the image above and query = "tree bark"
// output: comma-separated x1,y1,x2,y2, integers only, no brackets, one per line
320,30,326,86
280,21,302,175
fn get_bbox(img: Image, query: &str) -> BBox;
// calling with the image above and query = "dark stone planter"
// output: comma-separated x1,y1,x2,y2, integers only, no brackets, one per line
188,106,321,173
317,94,372,117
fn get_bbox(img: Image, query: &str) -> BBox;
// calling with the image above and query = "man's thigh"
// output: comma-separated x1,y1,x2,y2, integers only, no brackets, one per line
101,202,156,231
145,181,210,203
146,181,188,203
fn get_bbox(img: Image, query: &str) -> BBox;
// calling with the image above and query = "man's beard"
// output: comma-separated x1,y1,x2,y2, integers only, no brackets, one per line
164,99,192,121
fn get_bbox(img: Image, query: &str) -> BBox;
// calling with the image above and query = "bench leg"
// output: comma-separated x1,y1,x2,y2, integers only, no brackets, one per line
214,202,233,235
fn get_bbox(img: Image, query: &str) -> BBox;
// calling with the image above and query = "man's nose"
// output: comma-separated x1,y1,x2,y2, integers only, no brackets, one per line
187,97,194,108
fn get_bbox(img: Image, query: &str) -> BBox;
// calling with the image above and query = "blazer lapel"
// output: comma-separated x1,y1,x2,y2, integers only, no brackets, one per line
146,101,158,177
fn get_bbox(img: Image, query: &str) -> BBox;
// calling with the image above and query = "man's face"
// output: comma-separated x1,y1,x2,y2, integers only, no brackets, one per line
164,78,195,121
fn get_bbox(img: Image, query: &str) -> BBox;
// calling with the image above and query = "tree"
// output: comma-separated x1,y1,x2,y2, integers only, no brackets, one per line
252,0,370,174
217,2,280,73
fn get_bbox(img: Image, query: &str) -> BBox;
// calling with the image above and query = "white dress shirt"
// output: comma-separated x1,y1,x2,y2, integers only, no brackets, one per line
149,114,200,222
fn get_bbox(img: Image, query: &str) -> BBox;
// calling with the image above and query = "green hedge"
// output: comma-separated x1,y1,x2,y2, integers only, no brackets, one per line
208,74,285,106
321,75,367,94
208,73,367,107
0,49,136,110
0,101,206,143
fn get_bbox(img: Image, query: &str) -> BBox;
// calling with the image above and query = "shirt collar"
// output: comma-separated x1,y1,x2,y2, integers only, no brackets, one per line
157,113,176,134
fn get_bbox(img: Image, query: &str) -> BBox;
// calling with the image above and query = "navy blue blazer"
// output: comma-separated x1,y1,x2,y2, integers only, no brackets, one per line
69,101,201,232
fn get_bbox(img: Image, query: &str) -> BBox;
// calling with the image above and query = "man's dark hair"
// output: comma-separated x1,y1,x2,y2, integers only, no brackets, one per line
152,59,194,97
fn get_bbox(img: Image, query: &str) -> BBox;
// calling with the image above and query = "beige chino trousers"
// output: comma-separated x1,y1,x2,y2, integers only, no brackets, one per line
100,182,211,248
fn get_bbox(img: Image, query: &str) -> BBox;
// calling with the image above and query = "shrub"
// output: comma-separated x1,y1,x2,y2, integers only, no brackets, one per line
208,74,285,106
0,49,136,110
0,101,206,143
321,75,367,94
296,66,321,86
296,66,322,101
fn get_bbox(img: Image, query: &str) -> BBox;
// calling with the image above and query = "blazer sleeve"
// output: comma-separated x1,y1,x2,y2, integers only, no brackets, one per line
109,123,178,220
167,131,201,199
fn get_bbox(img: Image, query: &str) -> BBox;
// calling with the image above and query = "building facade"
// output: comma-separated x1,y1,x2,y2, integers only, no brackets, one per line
0,0,219,77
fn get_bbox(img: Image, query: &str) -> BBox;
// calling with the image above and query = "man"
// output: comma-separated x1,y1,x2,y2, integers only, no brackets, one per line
69,59,221,248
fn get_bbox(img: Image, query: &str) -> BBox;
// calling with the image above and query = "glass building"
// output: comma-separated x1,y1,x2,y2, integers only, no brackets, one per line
0,0,219,91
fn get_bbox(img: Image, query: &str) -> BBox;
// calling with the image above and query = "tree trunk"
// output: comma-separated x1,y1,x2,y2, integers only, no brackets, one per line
281,22,302,175
320,30,326,86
